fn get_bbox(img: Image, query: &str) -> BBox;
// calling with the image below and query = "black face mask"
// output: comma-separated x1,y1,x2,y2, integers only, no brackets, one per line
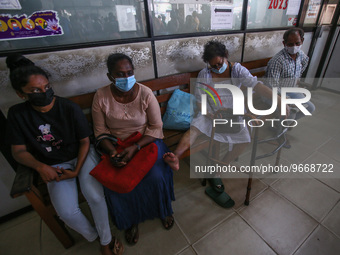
26,88,55,106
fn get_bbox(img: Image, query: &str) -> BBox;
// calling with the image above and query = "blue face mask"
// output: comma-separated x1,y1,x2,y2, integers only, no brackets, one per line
114,75,136,92
211,62,228,74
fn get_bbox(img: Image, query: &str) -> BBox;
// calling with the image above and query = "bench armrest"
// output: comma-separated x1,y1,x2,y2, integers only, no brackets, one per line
10,164,35,198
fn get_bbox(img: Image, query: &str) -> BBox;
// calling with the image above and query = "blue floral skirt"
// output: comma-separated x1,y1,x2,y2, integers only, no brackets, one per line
104,139,175,230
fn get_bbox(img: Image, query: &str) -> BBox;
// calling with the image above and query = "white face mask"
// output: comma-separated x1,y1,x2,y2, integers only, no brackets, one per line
285,45,302,55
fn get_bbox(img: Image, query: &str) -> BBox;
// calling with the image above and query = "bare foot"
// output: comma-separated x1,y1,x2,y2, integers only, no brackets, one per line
163,152,180,171
161,215,175,230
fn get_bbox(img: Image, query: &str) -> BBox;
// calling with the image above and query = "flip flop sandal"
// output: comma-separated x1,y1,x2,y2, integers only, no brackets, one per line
162,215,174,230
109,237,124,255
208,178,225,193
125,224,139,245
205,186,235,208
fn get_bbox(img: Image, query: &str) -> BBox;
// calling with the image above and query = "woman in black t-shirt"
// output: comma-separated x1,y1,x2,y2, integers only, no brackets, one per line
6,54,124,255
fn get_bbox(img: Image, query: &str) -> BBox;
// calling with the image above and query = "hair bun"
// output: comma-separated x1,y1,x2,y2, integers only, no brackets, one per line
6,53,35,72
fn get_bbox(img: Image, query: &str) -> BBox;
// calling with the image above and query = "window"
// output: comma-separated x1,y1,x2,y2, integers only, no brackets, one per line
0,0,147,51
305,0,338,26
150,0,244,36
304,0,322,26
247,0,298,29
320,4,337,25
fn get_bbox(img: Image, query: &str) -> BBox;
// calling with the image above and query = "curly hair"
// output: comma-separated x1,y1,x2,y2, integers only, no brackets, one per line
202,40,229,63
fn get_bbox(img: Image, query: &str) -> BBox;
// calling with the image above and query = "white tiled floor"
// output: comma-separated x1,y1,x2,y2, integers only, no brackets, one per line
1,89,339,255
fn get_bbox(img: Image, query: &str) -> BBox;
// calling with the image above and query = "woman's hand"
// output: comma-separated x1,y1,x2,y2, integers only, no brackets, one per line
11,145,64,184
36,164,62,183
59,168,78,181
109,147,124,166
116,145,139,166
109,148,118,158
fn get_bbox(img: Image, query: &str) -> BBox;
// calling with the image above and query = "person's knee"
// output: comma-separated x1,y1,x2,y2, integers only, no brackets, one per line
80,182,105,206
58,206,81,222
85,191,105,206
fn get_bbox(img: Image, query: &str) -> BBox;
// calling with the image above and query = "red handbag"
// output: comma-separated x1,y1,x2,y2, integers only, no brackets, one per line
90,132,158,193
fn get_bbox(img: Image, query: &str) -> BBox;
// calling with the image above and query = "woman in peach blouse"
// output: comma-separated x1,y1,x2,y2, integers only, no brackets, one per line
92,53,175,245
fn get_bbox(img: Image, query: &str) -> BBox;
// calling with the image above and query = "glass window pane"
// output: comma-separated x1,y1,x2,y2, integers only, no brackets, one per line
243,31,285,62
321,4,337,25
151,0,243,36
247,0,299,29
155,33,244,76
0,0,147,52
304,0,322,26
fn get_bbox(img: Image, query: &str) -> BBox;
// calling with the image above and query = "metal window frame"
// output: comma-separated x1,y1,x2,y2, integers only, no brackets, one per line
0,0,324,79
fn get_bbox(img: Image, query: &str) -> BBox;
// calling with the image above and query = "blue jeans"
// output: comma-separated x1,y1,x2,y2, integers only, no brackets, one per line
286,92,315,120
47,146,111,245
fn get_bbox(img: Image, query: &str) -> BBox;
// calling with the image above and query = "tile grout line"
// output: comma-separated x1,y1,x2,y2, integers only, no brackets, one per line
290,223,321,255
174,245,193,255
235,183,271,212
314,149,340,164
320,221,340,240
235,210,279,255
238,188,318,255
296,161,340,194
305,174,340,194
270,182,337,223
236,188,285,255
271,170,340,212
314,136,334,151
318,198,340,232
189,211,236,248
173,217,194,247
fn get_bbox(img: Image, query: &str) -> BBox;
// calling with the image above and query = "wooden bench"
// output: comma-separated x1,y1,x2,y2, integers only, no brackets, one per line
9,58,271,249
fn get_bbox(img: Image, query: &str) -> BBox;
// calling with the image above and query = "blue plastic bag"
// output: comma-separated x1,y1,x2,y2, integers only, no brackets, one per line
162,89,196,130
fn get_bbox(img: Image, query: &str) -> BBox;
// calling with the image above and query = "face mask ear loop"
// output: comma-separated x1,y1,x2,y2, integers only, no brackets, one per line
109,73,116,85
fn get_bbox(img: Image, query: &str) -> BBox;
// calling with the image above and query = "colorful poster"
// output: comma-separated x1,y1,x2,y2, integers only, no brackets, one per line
0,0,21,10
0,10,63,41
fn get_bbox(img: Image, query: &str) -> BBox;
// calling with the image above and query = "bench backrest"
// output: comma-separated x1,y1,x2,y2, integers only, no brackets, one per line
242,58,270,78
142,71,199,115
68,58,270,120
